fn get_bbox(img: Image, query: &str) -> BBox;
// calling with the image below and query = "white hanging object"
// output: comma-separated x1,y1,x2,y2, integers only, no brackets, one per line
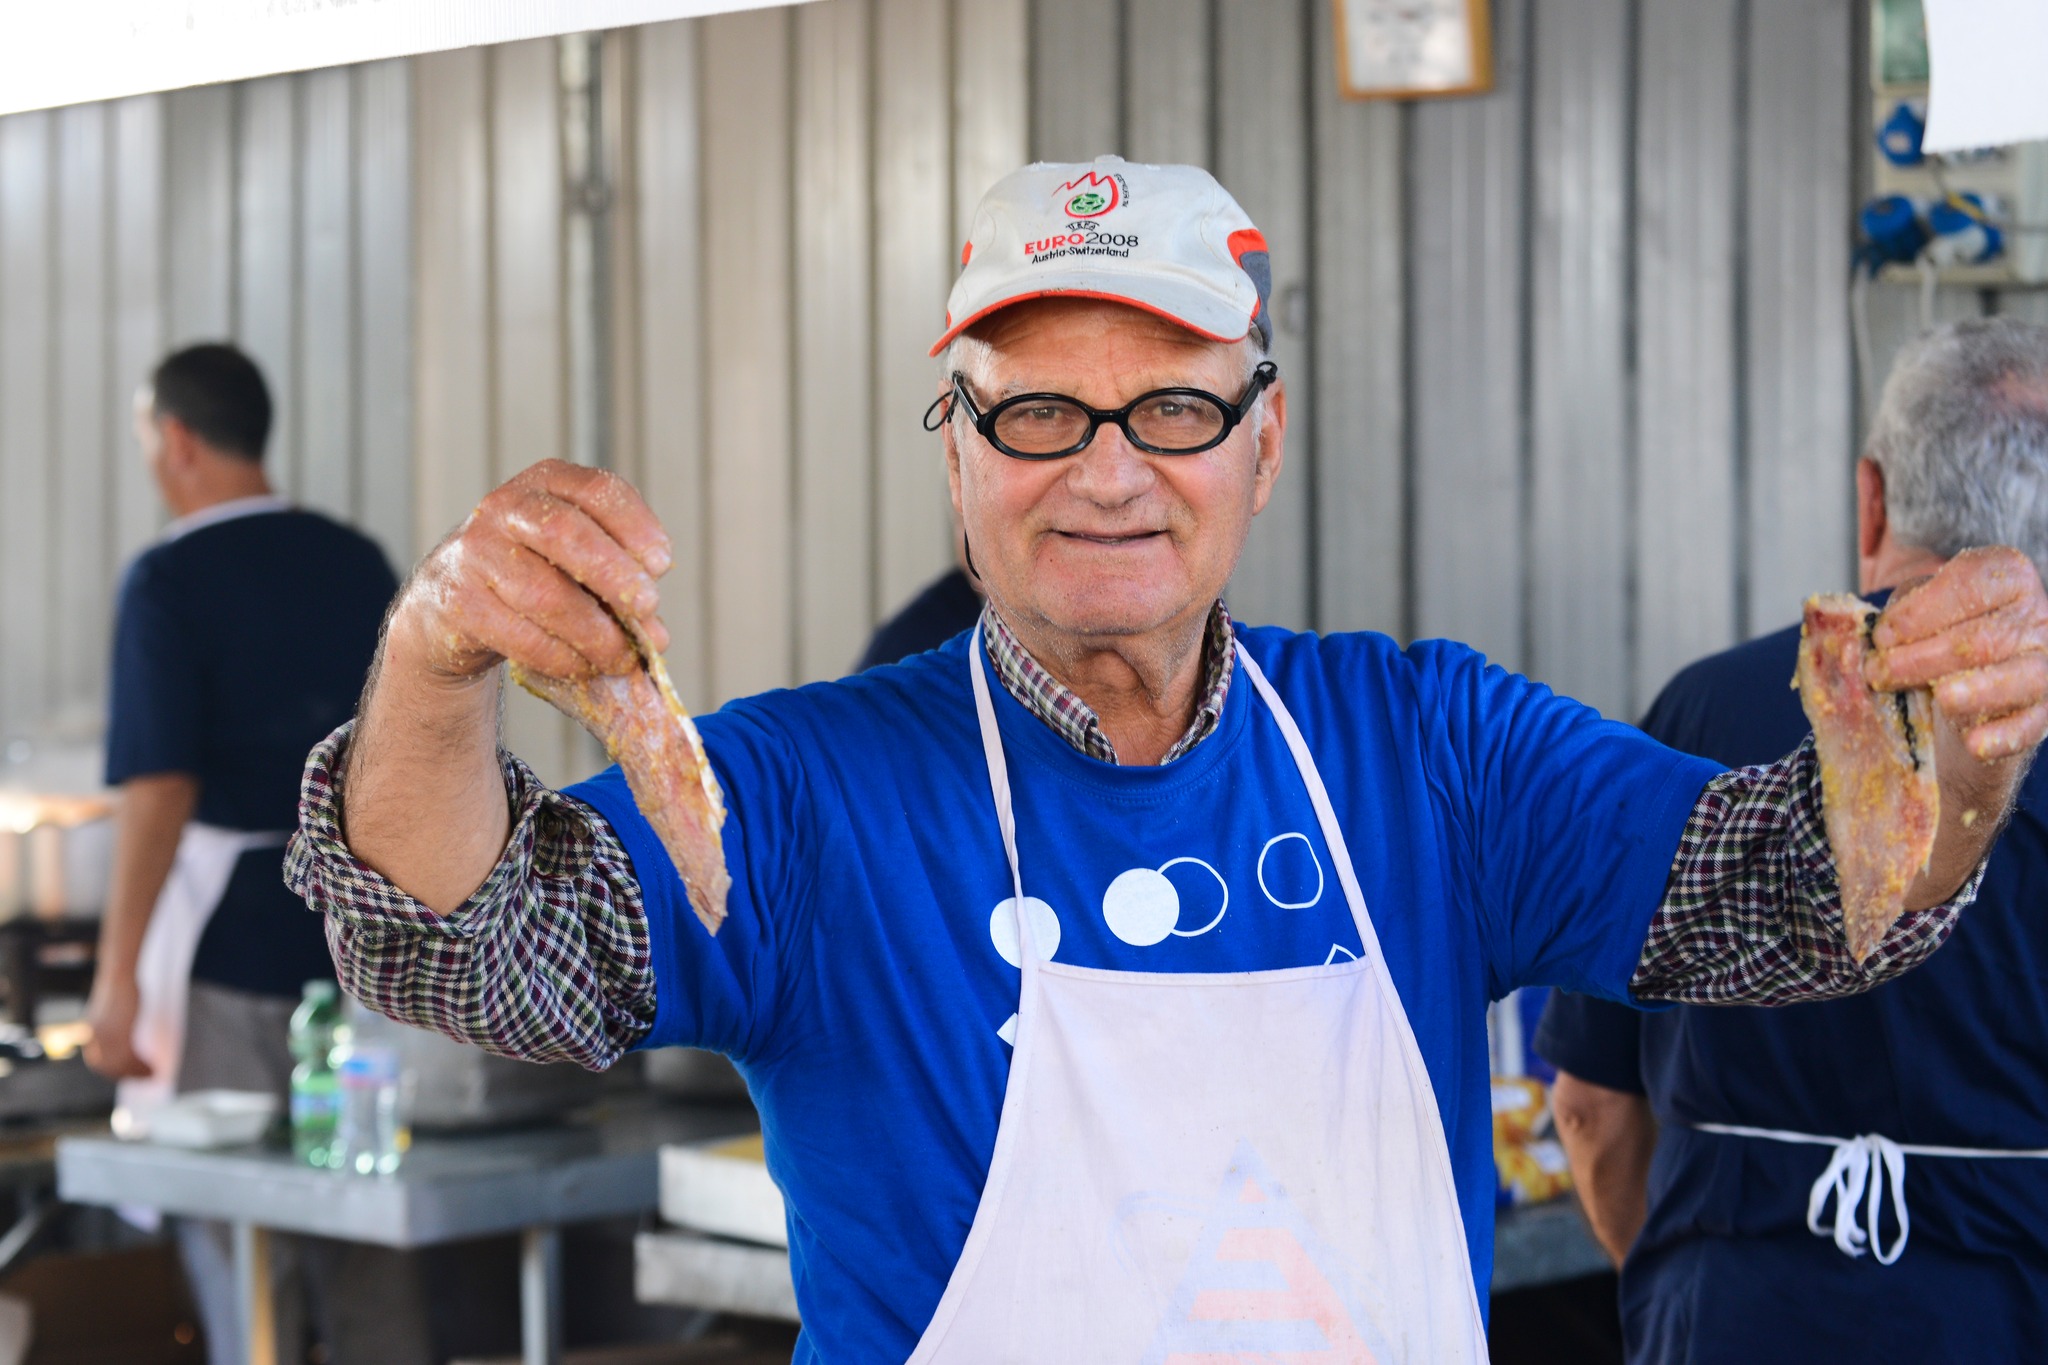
1921,0,2048,152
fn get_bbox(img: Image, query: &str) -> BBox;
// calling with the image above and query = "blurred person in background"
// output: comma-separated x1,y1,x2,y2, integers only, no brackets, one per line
857,521,984,670
1538,317,2048,1363
80,344,427,1365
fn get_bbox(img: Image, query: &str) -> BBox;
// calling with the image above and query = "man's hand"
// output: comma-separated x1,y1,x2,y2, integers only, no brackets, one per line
85,773,198,1082
1869,545,2048,759
392,459,675,686
346,461,676,915
83,976,150,1080
1866,546,2048,907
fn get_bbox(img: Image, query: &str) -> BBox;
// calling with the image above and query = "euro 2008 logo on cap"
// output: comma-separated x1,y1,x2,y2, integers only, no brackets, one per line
1060,169,1123,219
1020,165,1141,262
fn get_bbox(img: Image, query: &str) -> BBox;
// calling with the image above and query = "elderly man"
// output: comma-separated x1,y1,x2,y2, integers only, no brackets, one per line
1537,318,2048,1364
288,160,2048,1361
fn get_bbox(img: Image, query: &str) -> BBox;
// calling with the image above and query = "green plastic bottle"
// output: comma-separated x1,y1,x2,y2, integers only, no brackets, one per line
289,981,342,1168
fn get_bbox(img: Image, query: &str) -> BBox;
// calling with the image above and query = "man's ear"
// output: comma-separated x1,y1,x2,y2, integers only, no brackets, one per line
157,415,201,473
941,400,965,519
1248,378,1287,517
1857,457,1888,562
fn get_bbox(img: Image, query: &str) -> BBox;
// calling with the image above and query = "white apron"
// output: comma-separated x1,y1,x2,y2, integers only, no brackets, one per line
113,822,289,1138
905,631,1490,1363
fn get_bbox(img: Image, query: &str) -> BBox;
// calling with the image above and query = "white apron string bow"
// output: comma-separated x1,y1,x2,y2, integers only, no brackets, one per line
1694,1121,2048,1266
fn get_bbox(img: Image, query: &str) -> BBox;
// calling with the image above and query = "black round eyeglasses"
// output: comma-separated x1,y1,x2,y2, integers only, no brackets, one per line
921,361,1278,460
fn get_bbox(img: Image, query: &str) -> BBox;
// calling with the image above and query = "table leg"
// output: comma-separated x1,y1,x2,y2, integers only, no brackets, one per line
520,1225,563,1365
232,1222,278,1365
0,928,33,1027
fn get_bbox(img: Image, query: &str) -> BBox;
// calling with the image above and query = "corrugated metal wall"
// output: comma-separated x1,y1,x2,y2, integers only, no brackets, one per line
0,66,412,753
20,0,2030,778
434,0,1866,743
411,5,1030,783
1017,0,1863,723
410,36,590,783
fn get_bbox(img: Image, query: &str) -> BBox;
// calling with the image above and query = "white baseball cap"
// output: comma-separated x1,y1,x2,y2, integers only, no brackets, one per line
930,155,1272,357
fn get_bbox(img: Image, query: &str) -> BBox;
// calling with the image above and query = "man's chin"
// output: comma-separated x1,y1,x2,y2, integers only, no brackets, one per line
1011,592,1201,645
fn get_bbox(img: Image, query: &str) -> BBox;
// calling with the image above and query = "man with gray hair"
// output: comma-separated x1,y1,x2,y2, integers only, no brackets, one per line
1539,316,2048,1363
1869,317,2048,579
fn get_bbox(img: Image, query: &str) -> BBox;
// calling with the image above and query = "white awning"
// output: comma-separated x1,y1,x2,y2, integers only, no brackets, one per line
0,0,806,117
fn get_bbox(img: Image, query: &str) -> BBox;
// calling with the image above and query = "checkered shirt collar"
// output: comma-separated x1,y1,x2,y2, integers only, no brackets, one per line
979,600,1235,765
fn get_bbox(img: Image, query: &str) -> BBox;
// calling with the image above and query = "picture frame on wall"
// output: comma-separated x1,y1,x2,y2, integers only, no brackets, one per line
1872,0,1930,90
1334,0,1495,101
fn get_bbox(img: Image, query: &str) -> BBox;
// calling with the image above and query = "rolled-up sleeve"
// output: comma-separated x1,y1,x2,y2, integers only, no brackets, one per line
1631,735,1986,1005
284,722,656,1070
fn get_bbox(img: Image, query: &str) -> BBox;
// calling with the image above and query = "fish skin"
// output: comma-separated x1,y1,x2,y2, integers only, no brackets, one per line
510,629,730,936
1796,593,1939,963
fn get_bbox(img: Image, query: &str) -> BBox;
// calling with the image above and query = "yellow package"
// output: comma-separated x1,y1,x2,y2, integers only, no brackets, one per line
1492,1075,1573,1207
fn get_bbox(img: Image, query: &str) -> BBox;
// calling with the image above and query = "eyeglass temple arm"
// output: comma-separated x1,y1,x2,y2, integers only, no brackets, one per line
923,373,979,433
1237,361,1279,413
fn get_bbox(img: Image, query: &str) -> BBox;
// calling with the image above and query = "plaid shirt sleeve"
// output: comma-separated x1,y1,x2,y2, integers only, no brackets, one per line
1630,734,1986,1004
284,722,654,1070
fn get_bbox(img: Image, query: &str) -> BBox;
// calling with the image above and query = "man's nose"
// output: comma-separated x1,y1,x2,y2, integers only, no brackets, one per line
1064,422,1155,504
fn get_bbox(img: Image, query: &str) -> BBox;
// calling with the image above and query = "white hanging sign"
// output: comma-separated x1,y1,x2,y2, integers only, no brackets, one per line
1921,0,2048,152
0,0,807,117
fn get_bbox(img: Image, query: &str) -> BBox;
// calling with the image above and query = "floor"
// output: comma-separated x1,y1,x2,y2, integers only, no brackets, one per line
1490,1272,1626,1365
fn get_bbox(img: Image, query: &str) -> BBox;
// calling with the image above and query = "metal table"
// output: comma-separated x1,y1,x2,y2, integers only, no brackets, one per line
56,1099,755,1365
637,1227,799,1322
0,1116,109,1281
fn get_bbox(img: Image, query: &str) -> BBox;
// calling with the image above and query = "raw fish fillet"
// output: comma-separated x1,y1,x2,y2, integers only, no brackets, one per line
511,622,730,935
1795,593,1939,963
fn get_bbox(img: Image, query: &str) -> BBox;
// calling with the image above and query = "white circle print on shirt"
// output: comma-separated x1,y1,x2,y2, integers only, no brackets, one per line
989,897,1062,966
1101,858,1230,947
1102,869,1178,946
1257,832,1325,909
1160,858,1228,937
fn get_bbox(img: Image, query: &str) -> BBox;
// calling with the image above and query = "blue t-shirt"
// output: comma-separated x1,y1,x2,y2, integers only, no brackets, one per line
570,627,1716,1359
1535,599,2048,1364
107,506,397,997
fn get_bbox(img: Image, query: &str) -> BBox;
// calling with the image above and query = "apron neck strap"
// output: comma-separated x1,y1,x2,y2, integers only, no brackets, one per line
969,625,1033,959
1232,640,1379,955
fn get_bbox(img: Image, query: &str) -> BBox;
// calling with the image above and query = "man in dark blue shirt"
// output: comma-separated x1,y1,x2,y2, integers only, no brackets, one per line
856,520,984,671
81,344,422,1365
1537,317,2048,1363
856,566,983,671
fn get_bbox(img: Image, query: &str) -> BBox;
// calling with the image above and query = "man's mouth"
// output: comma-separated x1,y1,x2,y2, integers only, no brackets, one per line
1054,530,1166,547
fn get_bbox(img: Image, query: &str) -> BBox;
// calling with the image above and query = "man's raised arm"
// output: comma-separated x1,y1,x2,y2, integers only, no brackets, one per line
1633,547,2048,1005
287,461,675,1068
344,460,673,911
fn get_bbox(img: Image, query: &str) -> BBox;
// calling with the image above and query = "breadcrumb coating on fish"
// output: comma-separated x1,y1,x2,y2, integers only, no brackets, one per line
1796,593,1939,963
511,625,729,936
